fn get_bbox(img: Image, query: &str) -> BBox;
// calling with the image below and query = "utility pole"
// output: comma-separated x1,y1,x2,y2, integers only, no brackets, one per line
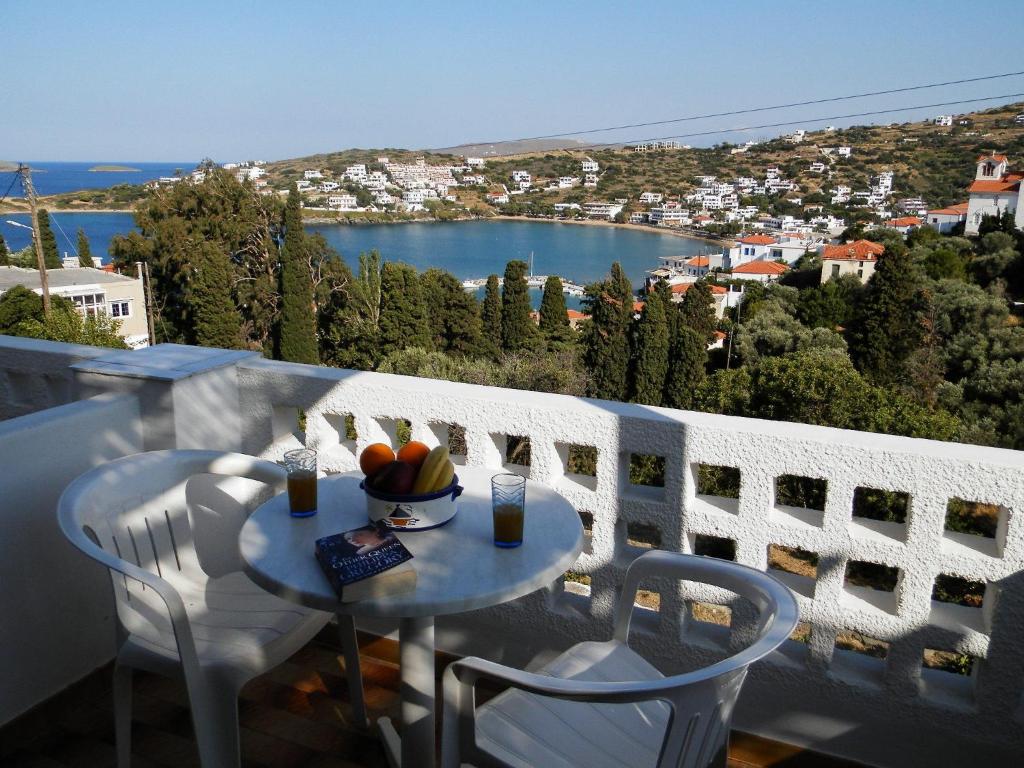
17,164,51,316
142,261,156,346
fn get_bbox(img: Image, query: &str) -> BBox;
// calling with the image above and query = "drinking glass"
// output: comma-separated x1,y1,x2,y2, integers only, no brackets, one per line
283,448,318,517
491,473,526,548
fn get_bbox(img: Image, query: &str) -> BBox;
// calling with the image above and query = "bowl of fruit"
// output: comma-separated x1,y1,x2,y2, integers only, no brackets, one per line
358,441,462,530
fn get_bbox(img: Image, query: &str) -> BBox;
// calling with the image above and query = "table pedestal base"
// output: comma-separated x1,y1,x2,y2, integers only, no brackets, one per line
379,616,436,768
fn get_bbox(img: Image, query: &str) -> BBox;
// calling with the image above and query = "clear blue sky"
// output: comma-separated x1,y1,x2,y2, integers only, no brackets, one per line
4,0,1024,162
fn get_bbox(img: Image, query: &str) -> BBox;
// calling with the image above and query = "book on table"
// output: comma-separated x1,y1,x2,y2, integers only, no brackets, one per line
315,523,416,602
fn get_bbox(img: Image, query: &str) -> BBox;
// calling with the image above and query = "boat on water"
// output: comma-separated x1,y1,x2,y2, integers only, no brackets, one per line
461,252,584,296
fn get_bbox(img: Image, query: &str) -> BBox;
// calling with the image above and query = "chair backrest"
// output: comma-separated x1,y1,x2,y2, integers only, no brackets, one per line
613,551,799,768
57,450,286,634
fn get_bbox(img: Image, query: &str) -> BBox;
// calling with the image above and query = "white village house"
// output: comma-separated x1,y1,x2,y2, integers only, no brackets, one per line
965,153,1024,235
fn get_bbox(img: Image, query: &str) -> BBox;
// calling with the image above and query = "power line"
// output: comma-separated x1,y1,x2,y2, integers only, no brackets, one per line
487,91,1024,156
0,172,19,205
471,69,1024,146
49,212,78,258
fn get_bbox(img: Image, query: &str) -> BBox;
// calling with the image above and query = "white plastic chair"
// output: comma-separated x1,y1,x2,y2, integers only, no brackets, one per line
57,449,367,768
441,550,799,768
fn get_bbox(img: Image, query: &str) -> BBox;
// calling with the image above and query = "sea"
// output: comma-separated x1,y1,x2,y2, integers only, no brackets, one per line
1,161,195,197
0,214,712,306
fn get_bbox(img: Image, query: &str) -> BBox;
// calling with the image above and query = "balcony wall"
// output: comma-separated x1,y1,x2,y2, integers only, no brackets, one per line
1,337,1023,767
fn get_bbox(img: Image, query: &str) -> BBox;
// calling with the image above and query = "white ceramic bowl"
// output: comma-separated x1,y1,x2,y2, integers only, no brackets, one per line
359,475,463,530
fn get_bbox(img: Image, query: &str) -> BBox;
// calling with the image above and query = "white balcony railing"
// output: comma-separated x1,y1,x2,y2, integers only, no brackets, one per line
1,337,1023,767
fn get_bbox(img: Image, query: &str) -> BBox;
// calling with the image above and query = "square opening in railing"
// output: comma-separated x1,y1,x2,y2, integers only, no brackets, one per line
375,417,411,448
767,544,818,599
563,569,591,597
930,575,988,634
923,648,976,676
695,464,740,515
932,575,985,608
790,621,812,644
621,452,666,502
944,499,1003,557
556,443,598,491
271,405,305,446
626,521,662,550
504,434,531,467
428,422,467,464
690,533,736,561
324,413,357,456
832,630,889,685
851,487,909,542
578,510,594,554
843,560,900,615
774,474,827,529
690,601,732,627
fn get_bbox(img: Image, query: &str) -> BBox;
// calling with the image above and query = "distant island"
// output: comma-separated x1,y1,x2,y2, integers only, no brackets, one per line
89,164,140,172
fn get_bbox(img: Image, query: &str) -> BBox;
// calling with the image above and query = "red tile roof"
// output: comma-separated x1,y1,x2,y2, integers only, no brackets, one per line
731,260,790,275
738,234,776,245
822,240,885,262
968,175,1022,193
928,202,969,216
567,309,588,320
671,282,727,295
632,301,645,312
685,256,710,267
885,216,923,227
977,153,1008,163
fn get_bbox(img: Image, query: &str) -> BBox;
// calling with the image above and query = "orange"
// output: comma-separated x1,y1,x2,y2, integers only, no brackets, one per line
359,443,396,479
397,440,431,470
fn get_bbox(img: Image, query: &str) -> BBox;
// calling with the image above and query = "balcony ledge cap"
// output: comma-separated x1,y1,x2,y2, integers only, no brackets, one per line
72,343,260,382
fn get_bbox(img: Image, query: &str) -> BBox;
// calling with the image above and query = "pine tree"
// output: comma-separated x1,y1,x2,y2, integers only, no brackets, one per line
847,245,929,386
664,325,707,409
679,280,716,341
629,289,669,405
581,279,630,400
77,228,93,268
190,242,244,349
36,210,62,269
278,186,319,364
421,268,483,356
481,274,502,359
0,233,9,266
539,275,571,344
501,259,537,352
379,262,432,356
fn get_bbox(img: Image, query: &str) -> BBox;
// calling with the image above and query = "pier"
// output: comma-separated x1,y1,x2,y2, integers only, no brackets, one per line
461,275,586,297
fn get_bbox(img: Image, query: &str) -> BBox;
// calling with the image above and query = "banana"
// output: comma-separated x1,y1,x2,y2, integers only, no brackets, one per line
413,446,450,494
430,459,455,492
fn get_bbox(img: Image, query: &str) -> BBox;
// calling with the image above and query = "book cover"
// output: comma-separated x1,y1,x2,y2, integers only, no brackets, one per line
315,523,416,602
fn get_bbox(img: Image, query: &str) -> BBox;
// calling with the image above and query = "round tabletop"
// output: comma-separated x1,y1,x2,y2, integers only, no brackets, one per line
239,466,584,618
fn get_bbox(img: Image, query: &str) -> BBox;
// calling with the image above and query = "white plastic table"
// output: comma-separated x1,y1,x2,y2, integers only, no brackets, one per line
239,466,583,768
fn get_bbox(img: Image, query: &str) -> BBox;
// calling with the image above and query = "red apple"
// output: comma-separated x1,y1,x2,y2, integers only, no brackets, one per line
372,460,417,495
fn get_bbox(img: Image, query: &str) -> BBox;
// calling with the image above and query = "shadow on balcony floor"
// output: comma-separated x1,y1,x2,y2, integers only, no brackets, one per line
0,628,865,768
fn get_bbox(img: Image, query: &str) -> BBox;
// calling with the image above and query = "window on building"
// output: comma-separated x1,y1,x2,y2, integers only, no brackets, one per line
982,163,995,177
109,300,131,318
857,269,864,278
70,292,106,317
831,264,840,278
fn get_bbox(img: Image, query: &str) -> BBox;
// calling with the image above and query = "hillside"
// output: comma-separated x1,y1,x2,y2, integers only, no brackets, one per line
475,101,1024,209
432,138,589,157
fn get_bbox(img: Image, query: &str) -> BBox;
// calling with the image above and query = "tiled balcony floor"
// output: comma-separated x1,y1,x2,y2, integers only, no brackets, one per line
0,628,864,768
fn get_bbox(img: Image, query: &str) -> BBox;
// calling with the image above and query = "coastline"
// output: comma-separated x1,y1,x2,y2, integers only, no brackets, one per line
488,215,727,245
0,206,133,214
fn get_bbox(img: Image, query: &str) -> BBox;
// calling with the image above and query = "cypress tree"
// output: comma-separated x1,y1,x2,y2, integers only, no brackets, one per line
190,242,244,349
629,289,669,405
421,268,482,356
0,233,8,266
77,228,93,268
609,261,635,330
481,274,502,359
379,262,432,356
501,259,537,352
847,246,929,386
679,280,716,341
581,279,630,401
664,325,707,409
278,186,319,364
36,209,62,269
539,275,571,344
654,279,677,337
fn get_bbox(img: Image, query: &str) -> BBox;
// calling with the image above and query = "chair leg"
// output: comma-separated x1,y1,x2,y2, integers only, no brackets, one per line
112,664,133,768
337,613,368,728
190,682,241,768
